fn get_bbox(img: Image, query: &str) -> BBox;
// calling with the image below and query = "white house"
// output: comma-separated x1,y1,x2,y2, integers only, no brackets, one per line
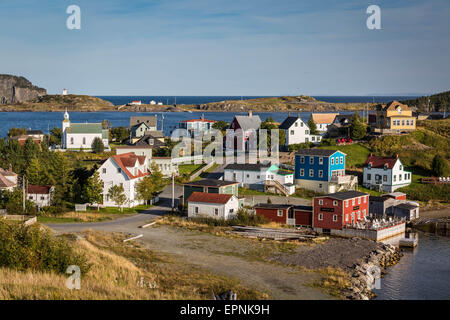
0,166,17,191
363,154,412,192
151,157,179,177
187,192,239,220
27,185,54,208
178,116,216,137
311,113,339,134
279,115,322,146
62,111,109,150
224,163,295,195
98,152,150,207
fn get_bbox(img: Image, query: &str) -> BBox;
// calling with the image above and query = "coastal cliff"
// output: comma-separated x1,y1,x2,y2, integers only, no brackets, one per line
0,74,47,104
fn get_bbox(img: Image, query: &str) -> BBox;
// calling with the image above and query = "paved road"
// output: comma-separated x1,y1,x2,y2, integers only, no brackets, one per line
46,185,332,300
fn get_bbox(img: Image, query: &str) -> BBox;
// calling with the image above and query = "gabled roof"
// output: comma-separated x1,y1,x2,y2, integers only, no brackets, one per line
66,123,104,134
364,154,399,169
27,185,53,194
144,130,164,138
183,179,239,188
317,191,368,200
383,101,410,111
224,163,272,172
0,173,15,188
295,149,344,157
279,116,301,130
110,152,149,180
311,113,338,124
130,116,158,128
134,135,166,148
232,115,262,131
131,122,149,130
187,192,234,204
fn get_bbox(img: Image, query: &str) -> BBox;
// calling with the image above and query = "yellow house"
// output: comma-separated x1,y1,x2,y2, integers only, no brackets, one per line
373,101,416,131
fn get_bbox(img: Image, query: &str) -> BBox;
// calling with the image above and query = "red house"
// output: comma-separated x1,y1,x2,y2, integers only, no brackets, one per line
313,191,369,232
254,203,313,227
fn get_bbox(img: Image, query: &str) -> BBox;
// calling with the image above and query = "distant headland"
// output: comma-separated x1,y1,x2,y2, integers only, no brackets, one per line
0,74,448,113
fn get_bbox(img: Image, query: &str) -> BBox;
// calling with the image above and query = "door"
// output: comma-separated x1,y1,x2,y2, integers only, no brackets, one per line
287,209,295,225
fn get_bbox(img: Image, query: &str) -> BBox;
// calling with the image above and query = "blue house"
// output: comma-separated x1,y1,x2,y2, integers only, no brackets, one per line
294,149,357,193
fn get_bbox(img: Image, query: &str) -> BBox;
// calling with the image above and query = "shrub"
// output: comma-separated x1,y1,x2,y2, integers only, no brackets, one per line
0,221,90,274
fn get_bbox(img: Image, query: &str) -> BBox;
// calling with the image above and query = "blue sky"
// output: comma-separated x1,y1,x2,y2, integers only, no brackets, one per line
0,0,449,96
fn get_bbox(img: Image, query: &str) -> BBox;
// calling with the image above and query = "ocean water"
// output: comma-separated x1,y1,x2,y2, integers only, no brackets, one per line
97,96,419,106
0,111,320,138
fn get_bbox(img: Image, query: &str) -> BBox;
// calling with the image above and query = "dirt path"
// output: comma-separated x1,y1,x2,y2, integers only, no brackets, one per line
47,219,332,299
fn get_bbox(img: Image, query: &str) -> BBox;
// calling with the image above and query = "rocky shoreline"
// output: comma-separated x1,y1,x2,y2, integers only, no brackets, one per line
345,242,401,300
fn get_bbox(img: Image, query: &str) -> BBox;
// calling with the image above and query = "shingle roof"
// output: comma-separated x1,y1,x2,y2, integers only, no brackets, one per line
224,163,271,172
311,113,338,124
319,191,368,200
187,192,233,204
295,149,342,157
364,154,399,169
233,115,262,131
183,179,239,187
130,116,158,128
110,152,149,180
0,173,15,188
394,203,419,210
279,116,300,130
27,185,52,194
66,123,103,134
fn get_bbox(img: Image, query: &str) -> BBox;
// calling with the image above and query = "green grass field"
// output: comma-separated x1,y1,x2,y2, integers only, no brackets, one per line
318,144,371,168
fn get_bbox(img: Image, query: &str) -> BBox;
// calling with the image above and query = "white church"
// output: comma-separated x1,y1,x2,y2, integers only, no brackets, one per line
62,111,110,150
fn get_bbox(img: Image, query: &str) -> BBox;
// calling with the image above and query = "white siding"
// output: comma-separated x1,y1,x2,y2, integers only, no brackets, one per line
188,196,239,220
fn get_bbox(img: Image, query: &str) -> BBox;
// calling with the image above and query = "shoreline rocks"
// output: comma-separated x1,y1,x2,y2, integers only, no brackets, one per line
344,242,402,300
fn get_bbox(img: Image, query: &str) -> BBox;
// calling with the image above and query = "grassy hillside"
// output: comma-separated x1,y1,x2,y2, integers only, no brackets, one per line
0,223,266,299
318,144,371,168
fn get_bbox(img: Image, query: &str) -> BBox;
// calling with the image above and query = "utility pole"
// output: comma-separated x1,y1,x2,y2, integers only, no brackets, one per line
171,172,175,211
22,177,26,214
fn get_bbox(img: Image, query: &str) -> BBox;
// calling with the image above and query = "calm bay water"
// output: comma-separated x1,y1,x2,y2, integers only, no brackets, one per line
374,232,450,300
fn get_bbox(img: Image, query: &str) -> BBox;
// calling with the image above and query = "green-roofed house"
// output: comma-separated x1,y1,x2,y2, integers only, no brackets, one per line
62,111,109,150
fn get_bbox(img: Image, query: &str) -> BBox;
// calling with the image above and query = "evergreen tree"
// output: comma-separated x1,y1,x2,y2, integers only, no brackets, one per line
91,137,105,154
350,111,367,140
83,171,103,205
26,158,49,185
308,117,318,135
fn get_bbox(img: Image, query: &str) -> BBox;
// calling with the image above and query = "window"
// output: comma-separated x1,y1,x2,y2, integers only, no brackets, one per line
352,199,355,205
319,184,323,188
195,207,199,214
149,139,154,145
214,208,219,216
364,196,367,203
300,169,304,177
383,175,387,182
300,122,304,127
309,169,314,177
300,156,305,164
40,196,45,200
318,213,323,221
408,173,411,180
319,170,323,178
333,200,338,206
117,168,122,173
367,174,371,180
102,168,106,174
402,120,405,126
319,157,323,165
83,137,86,145
277,210,283,217
309,157,314,164
70,137,74,145
333,215,337,222
358,197,361,204
331,157,334,165
295,122,298,127
358,211,361,219
393,175,396,182
312,136,315,142
399,175,402,181
246,174,250,178
363,209,366,216
345,200,349,207
405,173,408,180
340,157,344,164
290,130,294,135
400,165,403,170
319,199,323,205
256,175,260,179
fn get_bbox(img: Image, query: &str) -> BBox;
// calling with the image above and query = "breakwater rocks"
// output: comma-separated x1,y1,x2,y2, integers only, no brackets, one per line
345,242,401,300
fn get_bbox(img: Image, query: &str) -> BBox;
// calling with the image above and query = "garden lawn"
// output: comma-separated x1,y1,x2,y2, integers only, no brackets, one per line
318,144,371,168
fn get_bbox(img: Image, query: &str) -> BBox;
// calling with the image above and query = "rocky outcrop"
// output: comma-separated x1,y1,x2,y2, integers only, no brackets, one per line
345,242,401,300
0,74,47,104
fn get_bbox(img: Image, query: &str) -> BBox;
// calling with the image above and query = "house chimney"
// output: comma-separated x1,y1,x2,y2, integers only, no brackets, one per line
395,154,399,159
248,111,253,117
